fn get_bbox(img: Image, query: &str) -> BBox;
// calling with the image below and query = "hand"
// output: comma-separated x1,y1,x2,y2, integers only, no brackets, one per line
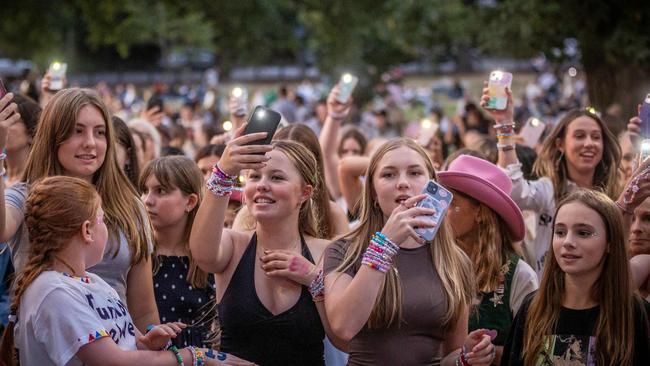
218,123,273,176
628,105,643,147
140,106,165,126
480,81,514,124
380,194,437,246
618,156,650,212
260,249,318,286
0,93,20,151
40,71,68,94
205,350,258,365
138,322,186,350
326,85,352,120
462,329,497,366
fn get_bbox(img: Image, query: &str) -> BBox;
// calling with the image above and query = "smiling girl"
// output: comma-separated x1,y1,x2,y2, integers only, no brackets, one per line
501,189,650,365
0,89,158,332
190,126,342,365
481,87,622,278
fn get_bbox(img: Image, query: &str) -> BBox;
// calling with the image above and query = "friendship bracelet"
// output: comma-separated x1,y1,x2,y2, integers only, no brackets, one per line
493,122,515,132
362,232,399,273
212,163,238,182
168,345,184,365
308,269,325,301
0,152,6,161
496,143,515,151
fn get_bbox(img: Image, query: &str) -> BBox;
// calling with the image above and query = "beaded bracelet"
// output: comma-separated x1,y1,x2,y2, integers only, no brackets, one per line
454,346,470,366
188,346,205,366
361,232,399,273
308,269,325,301
206,163,237,197
496,143,515,151
493,122,515,133
168,345,184,365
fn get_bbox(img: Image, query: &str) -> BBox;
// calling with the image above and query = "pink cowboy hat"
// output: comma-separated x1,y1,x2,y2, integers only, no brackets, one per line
438,155,525,241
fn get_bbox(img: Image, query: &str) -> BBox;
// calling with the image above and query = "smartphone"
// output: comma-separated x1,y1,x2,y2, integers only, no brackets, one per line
231,87,248,117
48,62,67,91
415,180,453,241
417,118,440,147
640,93,650,139
486,71,512,110
337,73,358,104
519,117,546,148
242,106,282,148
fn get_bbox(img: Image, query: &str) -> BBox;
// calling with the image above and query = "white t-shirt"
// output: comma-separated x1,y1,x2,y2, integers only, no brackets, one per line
15,271,138,366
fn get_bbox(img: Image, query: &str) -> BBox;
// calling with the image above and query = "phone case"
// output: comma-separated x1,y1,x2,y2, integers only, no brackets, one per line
415,181,453,241
242,106,282,148
49,63,67,91
640,94,650,138
487,71,512,110
519,118,546,148
232,88,248,117
337,75,358,103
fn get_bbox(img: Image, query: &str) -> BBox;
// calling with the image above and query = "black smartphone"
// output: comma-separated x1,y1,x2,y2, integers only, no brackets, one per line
242,106,282,147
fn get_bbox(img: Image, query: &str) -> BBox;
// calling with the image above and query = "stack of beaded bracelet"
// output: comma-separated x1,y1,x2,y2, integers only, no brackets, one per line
455,346,470,366
494,121,516,151
206,163,237,197
361,232,399,273
308,269,325,302
188,346,206,366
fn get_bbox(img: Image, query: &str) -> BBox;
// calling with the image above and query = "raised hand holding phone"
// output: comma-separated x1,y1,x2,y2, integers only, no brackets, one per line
218,122,274,177
486,71,512,110
380,194,437,245
336,73,358,104
48,62,67,91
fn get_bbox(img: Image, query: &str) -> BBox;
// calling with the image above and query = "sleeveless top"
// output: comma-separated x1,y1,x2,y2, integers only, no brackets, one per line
468,252,521,345
218,233,325,366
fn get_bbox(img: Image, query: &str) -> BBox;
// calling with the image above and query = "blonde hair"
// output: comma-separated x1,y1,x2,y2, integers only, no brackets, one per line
522,189,636,365
336,138,474,329
468,197,516,293
0,176,102,365
22,88,150,265
139,156,209,289
243,140,321,237
274,125,335,239
532,109,622,203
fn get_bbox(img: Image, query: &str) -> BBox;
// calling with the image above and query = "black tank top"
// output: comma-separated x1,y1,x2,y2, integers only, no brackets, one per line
218,233,325,366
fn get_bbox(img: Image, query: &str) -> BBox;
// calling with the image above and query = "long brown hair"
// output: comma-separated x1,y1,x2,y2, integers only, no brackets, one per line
274,124,335,239
22,88,150,265
532,109,622,203
0,176,102,365
522,189,636,365
336,138,474,329
139,156,209,289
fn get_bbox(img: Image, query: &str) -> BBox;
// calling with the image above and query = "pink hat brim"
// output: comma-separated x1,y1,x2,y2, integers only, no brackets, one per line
438,171,525,242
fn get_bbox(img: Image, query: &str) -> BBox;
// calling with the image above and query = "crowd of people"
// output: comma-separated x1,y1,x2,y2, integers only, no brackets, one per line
0,62,648,366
